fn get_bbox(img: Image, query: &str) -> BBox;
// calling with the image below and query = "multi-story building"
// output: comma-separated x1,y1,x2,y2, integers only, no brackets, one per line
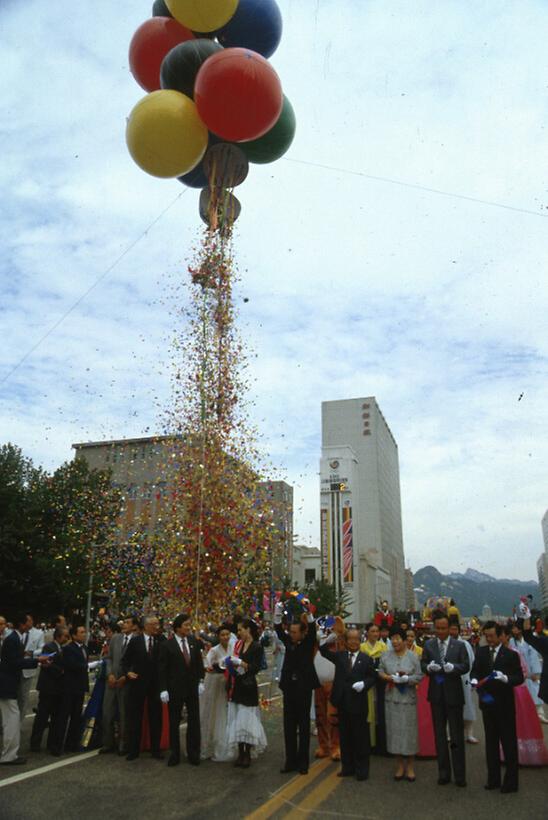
404,567,418,612
73,437,294,584
292,545,321,589
320,397,406,622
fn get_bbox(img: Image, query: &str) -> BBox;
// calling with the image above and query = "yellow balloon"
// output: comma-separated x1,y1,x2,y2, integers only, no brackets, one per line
126,90,208,178
166,0,239,32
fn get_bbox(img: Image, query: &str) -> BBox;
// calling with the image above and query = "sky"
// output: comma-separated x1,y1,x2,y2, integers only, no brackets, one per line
1,0,547,581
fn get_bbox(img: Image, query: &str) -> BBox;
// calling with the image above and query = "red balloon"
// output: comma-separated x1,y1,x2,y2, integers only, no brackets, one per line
129,17,194,92
194,48,283,142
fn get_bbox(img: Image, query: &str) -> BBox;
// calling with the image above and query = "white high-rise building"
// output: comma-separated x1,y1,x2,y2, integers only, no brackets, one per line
320,397,406,622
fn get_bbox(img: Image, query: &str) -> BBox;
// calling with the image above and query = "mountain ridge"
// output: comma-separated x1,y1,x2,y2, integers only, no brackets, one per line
413,565,539,617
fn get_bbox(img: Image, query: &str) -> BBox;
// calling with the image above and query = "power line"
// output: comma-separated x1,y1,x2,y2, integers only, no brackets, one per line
0,189,187,387
285,156,548,219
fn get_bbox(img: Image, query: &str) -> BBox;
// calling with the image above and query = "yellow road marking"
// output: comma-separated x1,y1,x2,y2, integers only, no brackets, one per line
282,765,341,819
244,758,333,820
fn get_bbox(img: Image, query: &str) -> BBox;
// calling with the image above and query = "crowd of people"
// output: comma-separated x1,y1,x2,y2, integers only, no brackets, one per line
0,598,547,797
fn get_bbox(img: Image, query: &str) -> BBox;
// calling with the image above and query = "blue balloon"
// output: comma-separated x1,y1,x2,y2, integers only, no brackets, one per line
177,133,222,188
217,0,282,58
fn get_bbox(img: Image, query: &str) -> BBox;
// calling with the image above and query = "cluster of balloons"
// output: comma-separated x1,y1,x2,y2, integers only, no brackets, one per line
126,0,296,228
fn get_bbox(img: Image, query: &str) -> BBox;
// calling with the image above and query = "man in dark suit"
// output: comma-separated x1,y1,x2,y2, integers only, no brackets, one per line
421,611,469,786
319,626,376,781
274,600,320,775
0,614,46,765
60,624,90,753
122,615,163,761
471,620,524,793
30,625,70,756
159,613,204,767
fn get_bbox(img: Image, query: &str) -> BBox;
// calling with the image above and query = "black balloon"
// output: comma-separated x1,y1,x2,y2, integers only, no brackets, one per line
177,132,222,188
152,0,173,17
160,39,222,99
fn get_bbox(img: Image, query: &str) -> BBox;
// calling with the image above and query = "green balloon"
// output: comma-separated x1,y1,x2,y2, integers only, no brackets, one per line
239,95,296,164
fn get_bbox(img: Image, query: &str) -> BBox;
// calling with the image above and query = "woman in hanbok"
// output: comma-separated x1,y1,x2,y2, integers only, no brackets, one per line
360,623,388,753
501,627,548,766
510,623,547,724
226,619,267,768
415,626,436,758
200,624,235,762
448,619,478,744
405,629,423,658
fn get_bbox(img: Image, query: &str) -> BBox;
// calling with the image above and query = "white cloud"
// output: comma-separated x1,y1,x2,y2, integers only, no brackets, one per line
1,1,547,582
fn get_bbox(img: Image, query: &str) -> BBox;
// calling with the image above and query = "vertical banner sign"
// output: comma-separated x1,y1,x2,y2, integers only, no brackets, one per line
320,507,330,581
342,507,354,583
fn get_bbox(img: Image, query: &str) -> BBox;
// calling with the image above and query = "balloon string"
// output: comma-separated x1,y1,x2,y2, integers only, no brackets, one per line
195,284,209,624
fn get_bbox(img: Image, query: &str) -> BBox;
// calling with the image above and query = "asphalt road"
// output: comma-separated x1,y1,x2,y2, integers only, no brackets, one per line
1,682,547,820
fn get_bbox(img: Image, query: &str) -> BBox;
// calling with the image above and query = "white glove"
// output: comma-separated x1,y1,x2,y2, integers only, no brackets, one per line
391,674,401,684
320,631,337,647
352,681,365,693
470,678,478,687
494,671,509,684
236,666,246,675
398,674,409,684
443,662,454,674
427,661,442,673
87,660,102,670
306,611,315,623
198,682,205,696
231,657,243,666
274,601,284,624
160,690,170,704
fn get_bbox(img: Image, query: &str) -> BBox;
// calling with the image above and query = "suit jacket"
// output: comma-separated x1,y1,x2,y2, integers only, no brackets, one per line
523,630,548,703
319,645,376,715
62,641,89,695
36,641,64,696
470,644,524,709
421,637,470,706
105,632,132,679
122,634,161,692
275,621,320,694
158,635,204,697
0,631,38,699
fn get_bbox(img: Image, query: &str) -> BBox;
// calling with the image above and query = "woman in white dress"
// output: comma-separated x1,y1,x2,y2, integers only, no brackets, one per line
200,624,235,761
226,619,267,768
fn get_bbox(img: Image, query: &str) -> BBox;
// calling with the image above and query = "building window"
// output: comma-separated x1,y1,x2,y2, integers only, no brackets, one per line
362,403,370,410
304,568,316,584
362,412,369,419
363,430,371,436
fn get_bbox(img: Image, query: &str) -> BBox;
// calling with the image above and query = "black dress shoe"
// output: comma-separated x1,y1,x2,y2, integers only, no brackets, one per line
99,747,115,755
438,778,450,785
356,775,368,781
167,755,180,767
29,745,41,753
188,758,200,766
500,785,518,793
337,770,355,777
151,752,164,760
484,784,500,790
48,750,61,757
126,753,139,761
280,766,297,773
299,768,309,775
455,780,466,787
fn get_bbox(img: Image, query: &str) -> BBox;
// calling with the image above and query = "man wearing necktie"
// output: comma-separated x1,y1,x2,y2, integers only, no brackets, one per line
0,614,47,765
100,616,139,755
122,616,164,761
159,613,205,767
421,611,470,787
319,627,376,781
470,621,524,793
60,624,90,753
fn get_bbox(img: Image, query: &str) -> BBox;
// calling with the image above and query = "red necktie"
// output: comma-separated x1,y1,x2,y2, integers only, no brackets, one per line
182,639,190,666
